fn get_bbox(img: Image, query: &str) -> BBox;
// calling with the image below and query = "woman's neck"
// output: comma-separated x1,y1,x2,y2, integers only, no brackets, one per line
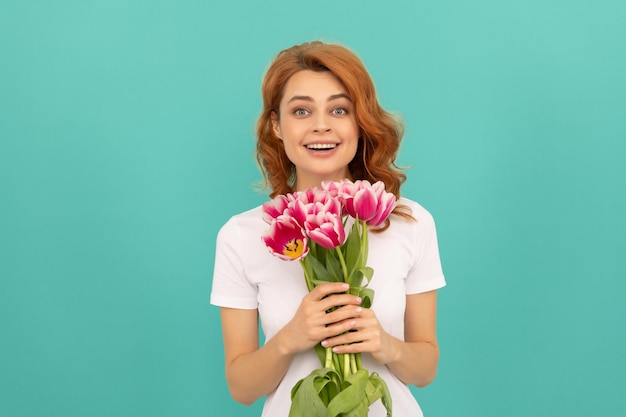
294,172,353,191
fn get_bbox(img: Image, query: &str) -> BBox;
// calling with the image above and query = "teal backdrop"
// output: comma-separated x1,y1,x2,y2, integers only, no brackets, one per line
1,1,624,416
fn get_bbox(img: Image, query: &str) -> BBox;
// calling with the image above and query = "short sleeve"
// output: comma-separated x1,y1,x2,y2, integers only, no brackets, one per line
405,206,446,294
210,218,259,309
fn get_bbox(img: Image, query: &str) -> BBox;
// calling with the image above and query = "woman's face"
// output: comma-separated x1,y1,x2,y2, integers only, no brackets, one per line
272,70,359,191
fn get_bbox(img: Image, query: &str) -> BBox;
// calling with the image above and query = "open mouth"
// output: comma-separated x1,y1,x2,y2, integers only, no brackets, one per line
305,143,338,151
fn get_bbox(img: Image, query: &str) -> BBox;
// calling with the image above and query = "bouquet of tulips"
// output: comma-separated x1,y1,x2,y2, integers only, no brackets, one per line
261,179,397,417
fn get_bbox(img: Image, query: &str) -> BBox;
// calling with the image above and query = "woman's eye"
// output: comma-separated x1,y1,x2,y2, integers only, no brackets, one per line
294,108,309,116
332,108,347,116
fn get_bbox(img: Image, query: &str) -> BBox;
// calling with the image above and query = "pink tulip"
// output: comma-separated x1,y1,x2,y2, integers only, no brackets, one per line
261,216,309,261
320,180,342,196
366,183,396,226
295,187,328,204
309,196,342,218
262,194,292,224
292,187,338,209
286,188,343,227
285,197,308,227
324,179,397,226
321,179,351,208
305,211,346,249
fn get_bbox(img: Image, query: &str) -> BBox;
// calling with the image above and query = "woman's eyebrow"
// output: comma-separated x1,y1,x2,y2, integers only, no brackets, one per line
329,93,351,102
287,93,352,103
287,95,313,103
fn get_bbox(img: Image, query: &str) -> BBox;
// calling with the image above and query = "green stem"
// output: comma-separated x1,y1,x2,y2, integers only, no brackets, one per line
355,352,362,371
343,354,350,379
325,347,334,369
360,220,368,268
299,259,314,292
333,351,341,375
334,246,349,283
350,353,357,374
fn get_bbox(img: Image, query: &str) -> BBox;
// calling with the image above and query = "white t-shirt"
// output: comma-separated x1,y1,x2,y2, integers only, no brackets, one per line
210,197,446,417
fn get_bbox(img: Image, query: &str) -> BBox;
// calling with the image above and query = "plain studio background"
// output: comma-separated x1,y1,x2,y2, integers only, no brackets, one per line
1,1,624,416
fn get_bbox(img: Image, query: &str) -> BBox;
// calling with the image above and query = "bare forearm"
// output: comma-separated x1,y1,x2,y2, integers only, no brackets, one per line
226,332,295,405
385,337,440,387
386,290,441,387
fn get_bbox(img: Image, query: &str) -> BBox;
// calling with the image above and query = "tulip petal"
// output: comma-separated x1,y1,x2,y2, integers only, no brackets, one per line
305,212,346,249
261,216,309,261
353,188,378,222
262,195,289,224
367,191,396,226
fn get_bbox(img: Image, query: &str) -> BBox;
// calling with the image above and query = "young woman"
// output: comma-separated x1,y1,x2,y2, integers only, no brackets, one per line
210,41,446,416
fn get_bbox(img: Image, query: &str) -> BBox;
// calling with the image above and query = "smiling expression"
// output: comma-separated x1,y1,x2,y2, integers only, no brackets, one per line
272,70,360,191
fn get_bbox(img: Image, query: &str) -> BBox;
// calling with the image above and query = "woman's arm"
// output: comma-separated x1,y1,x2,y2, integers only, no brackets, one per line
384,290,440,387
220,282,364,405
322,290,440,387
220,307,291,405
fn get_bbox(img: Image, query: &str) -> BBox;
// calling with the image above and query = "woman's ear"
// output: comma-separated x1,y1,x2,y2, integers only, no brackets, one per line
270,111,282,140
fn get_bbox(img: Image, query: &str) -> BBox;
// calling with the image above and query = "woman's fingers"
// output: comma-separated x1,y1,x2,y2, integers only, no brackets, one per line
309,282,349,300
321,308,384,352
305,283,362,316
324,304,363,325
285,283,365,352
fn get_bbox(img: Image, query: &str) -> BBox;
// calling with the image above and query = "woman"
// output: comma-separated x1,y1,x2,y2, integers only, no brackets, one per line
210,41,446,416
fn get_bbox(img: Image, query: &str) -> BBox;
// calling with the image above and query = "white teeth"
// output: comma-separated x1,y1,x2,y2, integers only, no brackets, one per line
306,143,337,150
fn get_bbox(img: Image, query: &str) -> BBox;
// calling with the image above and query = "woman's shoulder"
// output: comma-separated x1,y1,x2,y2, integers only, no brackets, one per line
227,204,264,221
396,196,436,223
217,204,266,235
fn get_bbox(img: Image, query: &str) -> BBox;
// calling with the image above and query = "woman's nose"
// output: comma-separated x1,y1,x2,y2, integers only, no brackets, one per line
312,113,331,133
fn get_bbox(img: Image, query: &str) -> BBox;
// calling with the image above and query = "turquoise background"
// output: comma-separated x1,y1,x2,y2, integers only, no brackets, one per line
1,1,624,416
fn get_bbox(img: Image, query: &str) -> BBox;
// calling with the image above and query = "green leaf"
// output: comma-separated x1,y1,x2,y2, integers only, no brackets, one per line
307,254,332,283
344,222,362,274
314,344,326,368
348,266,374,289
289,368,341,417
358,288,375,309
326,369,370,417
360,266,373,282
367,373,393,417
346,270,360,292
324,249,343,282
341,397,369,417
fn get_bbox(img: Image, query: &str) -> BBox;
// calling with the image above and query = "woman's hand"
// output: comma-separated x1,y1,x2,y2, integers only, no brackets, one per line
277,282,364,355
319,307,398,364
320,291,441,387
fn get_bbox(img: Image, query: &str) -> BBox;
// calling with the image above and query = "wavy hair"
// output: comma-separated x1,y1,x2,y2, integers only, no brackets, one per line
256,41,413,227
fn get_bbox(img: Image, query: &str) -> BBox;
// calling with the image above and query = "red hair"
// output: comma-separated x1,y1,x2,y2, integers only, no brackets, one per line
256,41,411,226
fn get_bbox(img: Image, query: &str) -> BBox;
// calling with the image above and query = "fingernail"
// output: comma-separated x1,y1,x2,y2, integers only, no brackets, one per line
355,307,362,313
355,297,362,303
321,340,328,347
341,283,349,289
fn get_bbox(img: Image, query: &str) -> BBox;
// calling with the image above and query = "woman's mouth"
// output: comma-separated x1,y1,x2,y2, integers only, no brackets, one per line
305,143,338,151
